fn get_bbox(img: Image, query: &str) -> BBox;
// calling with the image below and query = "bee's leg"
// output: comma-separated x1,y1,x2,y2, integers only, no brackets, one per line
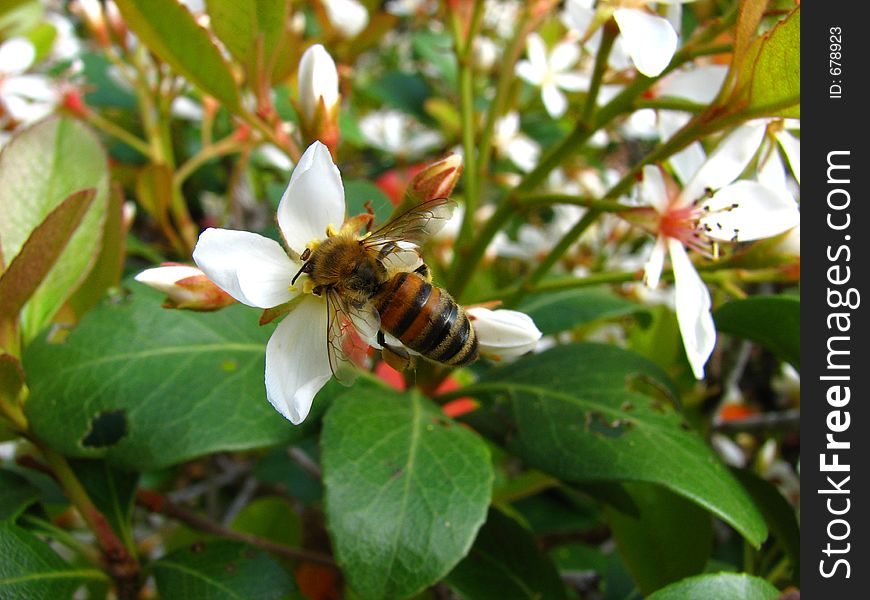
414,263,432,282
382,341,411,371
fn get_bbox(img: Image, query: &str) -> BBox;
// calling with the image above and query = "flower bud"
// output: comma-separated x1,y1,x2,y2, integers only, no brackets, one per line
322,0,369,38
297,44,341,152
466,307,542,360
73,0,111,48
405,154,463,205
134,264,235,311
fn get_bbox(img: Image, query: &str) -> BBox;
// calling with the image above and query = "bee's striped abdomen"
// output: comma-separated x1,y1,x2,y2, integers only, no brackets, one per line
374,272,478,367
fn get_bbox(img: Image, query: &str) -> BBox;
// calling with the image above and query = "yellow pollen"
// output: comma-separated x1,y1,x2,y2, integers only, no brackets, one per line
305,238,321,251
303,280,316,294
287,284,298,293
325,223,340,237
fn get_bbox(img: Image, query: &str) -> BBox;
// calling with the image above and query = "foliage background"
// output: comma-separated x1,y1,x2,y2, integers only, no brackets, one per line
0,0,799,598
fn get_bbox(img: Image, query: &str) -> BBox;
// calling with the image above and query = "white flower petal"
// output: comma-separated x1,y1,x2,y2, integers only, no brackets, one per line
515,60,542,85
640,165,670,214
613,9,677,77
0,37,35,74
507,136,541,172
298,44,339,123
683,120,766,200
549,40,580,72
541,83,567,118
322,0,369,37
656,65,728,104
265,298,333,424
526,33,549,71
668,238,715,379
467,307,542,358
756,142,787,191
277,141,345,254
554,72,590,92
699,181,799,242
776,130,800,184
643,235,667,289
192,228,296,308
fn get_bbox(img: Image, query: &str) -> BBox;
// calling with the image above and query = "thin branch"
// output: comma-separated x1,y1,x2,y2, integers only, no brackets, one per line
136,489,337,567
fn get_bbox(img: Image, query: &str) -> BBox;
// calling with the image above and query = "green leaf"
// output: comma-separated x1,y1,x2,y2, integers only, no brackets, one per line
645,572,781,600
66,183,127,320
412,31,457,89
361,71,432,121
731,469,799,584
746,7,800,118
519,288,651,336
0,0,43,38
344,179,394,226
446,508,567,600
23,283,319,471
465,343,767,547
321,388,493,600
114,0,242,111
152,540,298,599
713,296,799,370
0,189,96,328
206,0,295,86
0,118,109,343
230,497,303,550
0,521,106,597
604,483,712,595
0,470,42,522
71,460,139,552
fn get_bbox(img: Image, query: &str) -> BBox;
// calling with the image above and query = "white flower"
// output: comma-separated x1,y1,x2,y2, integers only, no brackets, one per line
359,109,443,158
633,124,800,378
322,0,369,38
492,112,540,172
467,307,542,360
193,141,346,424
516,33,588,118
0,37,58,125
564,0,693,77
135,264,235,310
297,44,340,126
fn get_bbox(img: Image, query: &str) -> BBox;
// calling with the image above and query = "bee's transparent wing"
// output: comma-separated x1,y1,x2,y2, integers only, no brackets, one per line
365,197,456,247
326,290,380,386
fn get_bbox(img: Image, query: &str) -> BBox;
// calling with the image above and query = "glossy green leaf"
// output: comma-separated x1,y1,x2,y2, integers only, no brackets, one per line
71,459,139,551
66,183,126,321
645,572,781,600
114,0,241,111
713,296,799,370
0,189,96,327
446,508,567,600
0,470,41,522
465,343,767,547
321,388,493,600
0,0,43,38
746,7,800,118
344,179,394,226
0,521,106,597
23,284,319,470
519,288,651,336
230,496,303,550
152,540,298,599
732,469,799,584
206,0,295,85
605,483,712,595
0,117,109,343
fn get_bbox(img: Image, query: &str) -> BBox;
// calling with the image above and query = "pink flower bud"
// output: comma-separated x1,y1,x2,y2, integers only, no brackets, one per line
134,264,235,311
406,154,463,205
466,307,542,360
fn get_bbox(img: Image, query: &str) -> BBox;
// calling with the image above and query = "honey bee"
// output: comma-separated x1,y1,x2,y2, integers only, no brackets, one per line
291,197,478,383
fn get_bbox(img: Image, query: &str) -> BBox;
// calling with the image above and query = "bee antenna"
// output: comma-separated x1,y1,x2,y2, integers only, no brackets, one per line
291,262,308,285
